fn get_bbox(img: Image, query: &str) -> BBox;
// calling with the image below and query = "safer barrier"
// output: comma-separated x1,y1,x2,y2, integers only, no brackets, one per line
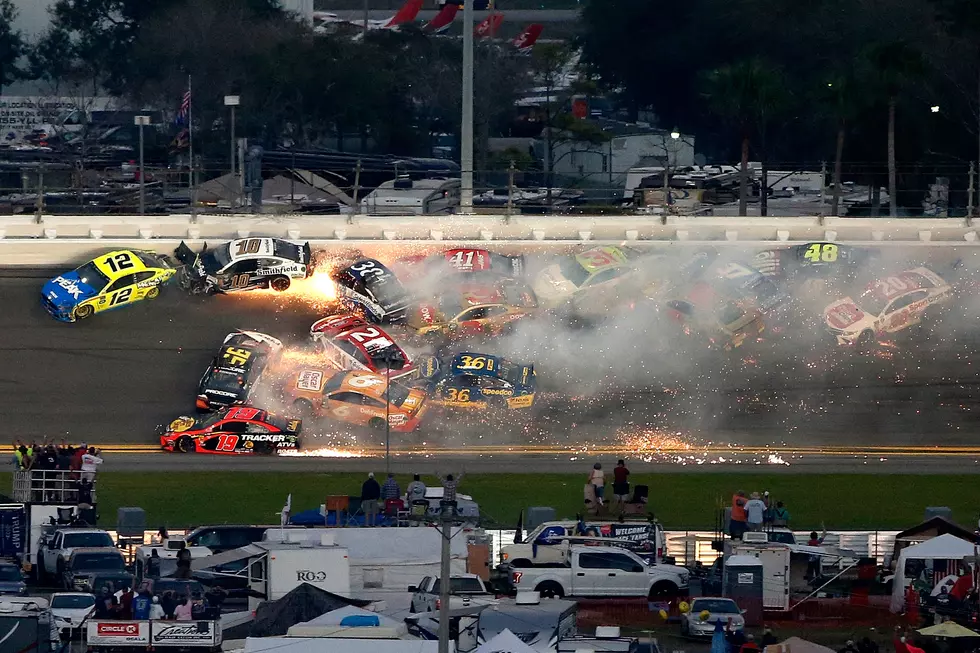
1,214,978,266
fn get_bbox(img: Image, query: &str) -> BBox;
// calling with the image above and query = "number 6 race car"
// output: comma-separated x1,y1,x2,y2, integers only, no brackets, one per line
160,407,301,454
822,267,951,346
41,250,176,322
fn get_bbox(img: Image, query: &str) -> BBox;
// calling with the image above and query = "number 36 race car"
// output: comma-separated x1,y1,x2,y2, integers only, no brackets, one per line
160,407,301,454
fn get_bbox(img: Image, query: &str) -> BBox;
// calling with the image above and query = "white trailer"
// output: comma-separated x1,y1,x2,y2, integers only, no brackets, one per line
360,177,461,215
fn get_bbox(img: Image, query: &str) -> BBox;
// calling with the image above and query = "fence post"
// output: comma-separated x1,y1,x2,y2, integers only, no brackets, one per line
506,160,515,220
819,161,827,216
968,162,975,221
34,164,45,224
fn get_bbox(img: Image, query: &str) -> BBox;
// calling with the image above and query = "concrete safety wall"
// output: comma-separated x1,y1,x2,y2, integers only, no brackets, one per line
1,213,978,266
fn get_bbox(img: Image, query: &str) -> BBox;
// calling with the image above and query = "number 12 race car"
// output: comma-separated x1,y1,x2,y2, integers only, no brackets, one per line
160,407,301,454
822,267,951,345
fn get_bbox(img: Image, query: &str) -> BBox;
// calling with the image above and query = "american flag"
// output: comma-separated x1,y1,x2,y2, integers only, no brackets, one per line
175,90,191,125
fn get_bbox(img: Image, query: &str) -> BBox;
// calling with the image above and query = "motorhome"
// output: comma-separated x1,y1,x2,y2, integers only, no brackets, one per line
360,176,460,215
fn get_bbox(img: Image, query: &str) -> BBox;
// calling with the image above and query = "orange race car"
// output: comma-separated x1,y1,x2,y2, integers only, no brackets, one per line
285,368,428,433
407,280,537,338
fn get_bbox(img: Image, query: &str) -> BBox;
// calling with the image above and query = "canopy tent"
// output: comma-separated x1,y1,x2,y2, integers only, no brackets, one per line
918,622,980,638
287,605,407,639
764,637,836,653
890,534,977,612
250,583,371,637
472,629,539,653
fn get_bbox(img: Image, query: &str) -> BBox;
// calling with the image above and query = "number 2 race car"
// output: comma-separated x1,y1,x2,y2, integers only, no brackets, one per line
196,330,283,411
41,250,175,322
160,407,301,454
174,238,313,294
822,267,951,346
310,314,417,380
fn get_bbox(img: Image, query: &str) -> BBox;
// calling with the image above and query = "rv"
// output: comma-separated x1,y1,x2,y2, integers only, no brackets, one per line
360,176,460,215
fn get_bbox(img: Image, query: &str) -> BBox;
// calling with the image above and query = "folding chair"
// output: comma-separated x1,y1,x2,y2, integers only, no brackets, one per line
384,499,406,526
409,499,429,525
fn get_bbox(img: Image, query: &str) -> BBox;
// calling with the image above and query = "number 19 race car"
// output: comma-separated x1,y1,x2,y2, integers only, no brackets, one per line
175,238,313,294
822,267,951,346
160,407,301,454
196,330,283,411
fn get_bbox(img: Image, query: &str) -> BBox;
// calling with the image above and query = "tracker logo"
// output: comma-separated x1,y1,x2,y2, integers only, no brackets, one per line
98,623,139,635
54,276,84,299
243,434,288,442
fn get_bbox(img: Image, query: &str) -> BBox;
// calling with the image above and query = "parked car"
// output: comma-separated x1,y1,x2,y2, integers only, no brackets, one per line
681,597,744,638
0,561,27,594
409,574,494,613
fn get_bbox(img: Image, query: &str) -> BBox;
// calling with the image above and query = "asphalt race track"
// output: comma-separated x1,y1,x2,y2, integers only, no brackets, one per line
4,244,980,473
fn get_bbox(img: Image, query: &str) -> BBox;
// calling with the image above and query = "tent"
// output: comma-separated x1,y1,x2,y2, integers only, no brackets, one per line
287,605,408,638
764,637,835,653
890,534,977,613
250,583,371,637
472,629,539,653
918,622,980,638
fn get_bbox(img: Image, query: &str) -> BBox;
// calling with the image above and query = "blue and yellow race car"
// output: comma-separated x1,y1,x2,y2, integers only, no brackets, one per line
41,249,176,322
425,352,536,410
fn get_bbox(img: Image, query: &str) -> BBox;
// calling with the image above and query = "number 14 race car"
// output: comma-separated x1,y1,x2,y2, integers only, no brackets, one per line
160,407,301,454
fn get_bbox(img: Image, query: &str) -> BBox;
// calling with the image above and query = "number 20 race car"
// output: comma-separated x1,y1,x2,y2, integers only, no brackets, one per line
160,407,301,454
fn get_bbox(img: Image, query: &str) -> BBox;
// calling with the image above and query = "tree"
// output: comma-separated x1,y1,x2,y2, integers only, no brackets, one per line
864,40,926,216
702,59,788,216
0,0,24,93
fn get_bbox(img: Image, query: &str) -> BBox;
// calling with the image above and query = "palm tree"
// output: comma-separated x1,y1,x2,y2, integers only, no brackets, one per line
702,59,788,216
864,41,925,216
821,68,871,216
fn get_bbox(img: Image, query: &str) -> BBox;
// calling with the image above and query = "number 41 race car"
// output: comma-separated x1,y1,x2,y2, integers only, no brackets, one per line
160,407,301,454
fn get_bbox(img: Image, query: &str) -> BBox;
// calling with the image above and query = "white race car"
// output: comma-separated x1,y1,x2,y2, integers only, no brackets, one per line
822,267,951,345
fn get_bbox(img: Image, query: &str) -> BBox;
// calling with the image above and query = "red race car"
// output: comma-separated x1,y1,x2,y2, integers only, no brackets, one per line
394,248,525,282
159,406,301,455
309,313,417,381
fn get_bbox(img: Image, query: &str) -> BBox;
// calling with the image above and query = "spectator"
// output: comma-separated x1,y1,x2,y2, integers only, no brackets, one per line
612,460,630,511
739,634,760,653
175,545,192,579
381,473,400,500
840,641,860,653
147,549,161,578
730,491,748,539
11,445,21,469
761,628,778,647
204,585,228,618
80,447,103,482
442,472,463,504
119,586,135,620
588,463,605,508
745,492,767,531
149,595,166,620
94,587,113,619
132,587,152,620
770,501,790,526
174,595,193,621
190,592,207,619
17,445,30,469
361,472,381,527
806,526,827,580
76,478,94,508
726,617,746,652
57,443,72,471
160,590,177,619
70,444,85,479
108,595,122,618
406,474,426,503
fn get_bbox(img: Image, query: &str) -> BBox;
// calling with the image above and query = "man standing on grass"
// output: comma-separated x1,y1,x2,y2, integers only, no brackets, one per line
612,460,630,511
361,472,381,526
382,473,401,501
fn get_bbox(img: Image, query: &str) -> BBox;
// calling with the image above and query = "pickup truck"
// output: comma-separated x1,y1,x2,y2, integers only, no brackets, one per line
500,520,667,567
63,547,133,593
38,528,115,581
409,574,494,613
505,545,689,599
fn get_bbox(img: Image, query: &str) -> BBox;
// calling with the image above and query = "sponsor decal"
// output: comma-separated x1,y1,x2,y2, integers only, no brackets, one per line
388,414,408,425
507,394,534,409
151,620,218,646
297,569,329,582
418,305,435,324
207,389,239,398
296,369,324,392
242,433,290,442
482,388,514,396
262,265,301,276
88,621,149,645
99,623,140,636
54,276,84,299
136,279,159,289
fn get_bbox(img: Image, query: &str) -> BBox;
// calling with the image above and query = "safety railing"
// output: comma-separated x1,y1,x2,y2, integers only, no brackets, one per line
12,470,98,504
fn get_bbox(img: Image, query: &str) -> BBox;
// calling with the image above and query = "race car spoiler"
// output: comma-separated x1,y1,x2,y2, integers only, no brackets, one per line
174,241,202,265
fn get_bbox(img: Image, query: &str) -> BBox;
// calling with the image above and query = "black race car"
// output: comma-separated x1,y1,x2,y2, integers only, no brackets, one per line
333,258,412,324
197,330,283,411
175,238,313,294
753,242,878,281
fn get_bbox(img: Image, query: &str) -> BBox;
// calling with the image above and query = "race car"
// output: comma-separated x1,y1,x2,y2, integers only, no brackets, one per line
665,283,765,350
333,258,413,324
822,267,952,346
285,369,428,433
394,248,525,281
160,406,301,455
174,238,313,294
310,314,416,381
532,245,651,314
408,281,536,337
41,249,176,322
196,330,284,411
426,352,536,410
711,261,789,312
753,242,878,281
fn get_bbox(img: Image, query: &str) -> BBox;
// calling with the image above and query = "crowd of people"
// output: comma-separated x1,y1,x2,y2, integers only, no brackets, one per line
92,581,228,621
11,440,103,479
358,471,461,526
729,490,792,539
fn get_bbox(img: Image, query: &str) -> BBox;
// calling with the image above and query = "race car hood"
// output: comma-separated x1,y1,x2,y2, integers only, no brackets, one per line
42,272,98,307
823,298,874,331
410,303,444,329
532,264,576,306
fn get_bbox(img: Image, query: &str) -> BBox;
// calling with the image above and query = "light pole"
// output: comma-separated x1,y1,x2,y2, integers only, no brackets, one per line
224,96,240,205
134,115,152,215
384,356,391,475
460,0,475,213
662,129,680,215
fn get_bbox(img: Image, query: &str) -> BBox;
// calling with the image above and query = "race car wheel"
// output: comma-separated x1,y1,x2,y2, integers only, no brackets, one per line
369,417,386,431
176,436,194,453
292,399,314,417
74,304,94,320
254,442,276,456
146,286,160,300
270,276,291,292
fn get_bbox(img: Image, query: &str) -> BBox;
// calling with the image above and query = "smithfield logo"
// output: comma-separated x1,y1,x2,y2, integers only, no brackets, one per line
55,276,84,299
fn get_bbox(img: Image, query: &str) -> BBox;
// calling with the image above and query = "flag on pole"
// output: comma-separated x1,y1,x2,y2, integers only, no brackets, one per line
175,90,191,126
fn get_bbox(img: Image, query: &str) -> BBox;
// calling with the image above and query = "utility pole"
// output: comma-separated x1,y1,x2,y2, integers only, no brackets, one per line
460,0,475,213
506,160,515,218
969,162,975,220
225,95,240,186
363,0,369,37
437,505,453,653
134,115,152,215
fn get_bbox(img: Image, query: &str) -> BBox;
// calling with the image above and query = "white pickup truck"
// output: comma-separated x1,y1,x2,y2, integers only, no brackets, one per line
38,528,115,581
409,574,495,613
505,545,689,599
500,520,667,567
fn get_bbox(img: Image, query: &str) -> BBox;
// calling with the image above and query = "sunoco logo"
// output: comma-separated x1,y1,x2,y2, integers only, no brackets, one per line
297,569,328,581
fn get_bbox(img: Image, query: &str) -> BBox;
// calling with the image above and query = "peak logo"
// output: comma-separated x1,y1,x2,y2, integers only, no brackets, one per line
54,276,84,299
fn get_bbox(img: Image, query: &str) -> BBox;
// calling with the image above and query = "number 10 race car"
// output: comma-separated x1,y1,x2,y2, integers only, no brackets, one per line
160,407,301,454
